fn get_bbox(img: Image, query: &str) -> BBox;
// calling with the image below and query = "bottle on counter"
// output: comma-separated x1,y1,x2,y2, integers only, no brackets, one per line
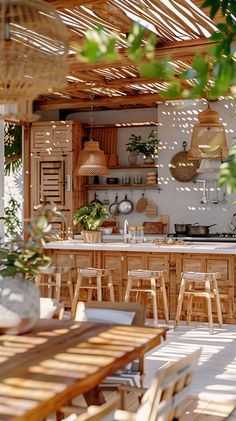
128,226,137,243
136,225,144,242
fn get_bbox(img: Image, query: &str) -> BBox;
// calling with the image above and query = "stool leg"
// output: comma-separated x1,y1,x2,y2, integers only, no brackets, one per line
108,273,115,302
175,277,186,330
97,275,102,302
150,277,158,327
125,276,133,302
48,275,53,298
71,273,82,318
214,279,223,327
186,294,193,326
161,276,169,324
67,272,74,307
205,280,213,334
55,273,61,301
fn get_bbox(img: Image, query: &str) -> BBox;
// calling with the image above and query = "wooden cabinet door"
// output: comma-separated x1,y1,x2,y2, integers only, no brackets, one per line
31,153,73,235
102,251,123,300
31,122,72,154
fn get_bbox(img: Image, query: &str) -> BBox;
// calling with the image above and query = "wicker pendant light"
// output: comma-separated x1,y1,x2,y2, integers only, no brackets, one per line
75,95,109,176
0,0,69,121
188,105,228,160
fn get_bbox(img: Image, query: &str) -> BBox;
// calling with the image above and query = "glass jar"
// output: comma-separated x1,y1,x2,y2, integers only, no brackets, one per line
128,226,137,243
136,226,144,242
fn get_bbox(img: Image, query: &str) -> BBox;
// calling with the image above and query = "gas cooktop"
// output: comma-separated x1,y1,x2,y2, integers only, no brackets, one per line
168,233,236,242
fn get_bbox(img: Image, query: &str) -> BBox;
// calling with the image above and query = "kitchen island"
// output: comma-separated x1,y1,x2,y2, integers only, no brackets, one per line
46,240,236,324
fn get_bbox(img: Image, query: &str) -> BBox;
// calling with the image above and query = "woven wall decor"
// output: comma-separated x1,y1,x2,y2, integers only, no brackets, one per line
169,141,199,182
0,0,69,121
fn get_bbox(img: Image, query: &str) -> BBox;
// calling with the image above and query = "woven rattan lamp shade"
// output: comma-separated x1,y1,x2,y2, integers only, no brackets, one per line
0,0,69,121
188,107,228,160
75,139,109,176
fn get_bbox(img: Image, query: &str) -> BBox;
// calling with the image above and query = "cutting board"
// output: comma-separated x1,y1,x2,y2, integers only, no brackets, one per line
143,222,163,234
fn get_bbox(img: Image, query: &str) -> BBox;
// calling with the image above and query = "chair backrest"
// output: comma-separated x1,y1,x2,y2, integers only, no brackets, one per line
75,301,146,327
40,298,64,320
136,349,201,421
62,397,117,421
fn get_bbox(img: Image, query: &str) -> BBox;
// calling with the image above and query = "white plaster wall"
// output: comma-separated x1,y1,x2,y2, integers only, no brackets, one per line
65,98,236,233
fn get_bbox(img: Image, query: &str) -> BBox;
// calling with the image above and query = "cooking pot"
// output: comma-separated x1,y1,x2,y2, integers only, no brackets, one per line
187,223,217,236
118,195,133,215
109,195,120,216
174,223,191,235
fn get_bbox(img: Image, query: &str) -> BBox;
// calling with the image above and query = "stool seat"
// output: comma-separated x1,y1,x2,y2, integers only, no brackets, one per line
72,267,115,317
175,271,223,334
125,269,169,327
35,266,73,305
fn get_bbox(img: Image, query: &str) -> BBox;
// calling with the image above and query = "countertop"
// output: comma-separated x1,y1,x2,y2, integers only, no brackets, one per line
46,240,236,254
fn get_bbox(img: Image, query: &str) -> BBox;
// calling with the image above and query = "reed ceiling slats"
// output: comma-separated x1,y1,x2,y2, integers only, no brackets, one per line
37,0,224,112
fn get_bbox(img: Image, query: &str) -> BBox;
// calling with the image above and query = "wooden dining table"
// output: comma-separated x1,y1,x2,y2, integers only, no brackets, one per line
0,319,167,421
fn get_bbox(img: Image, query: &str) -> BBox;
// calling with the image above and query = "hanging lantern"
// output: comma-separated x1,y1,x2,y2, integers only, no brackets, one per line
74,139,109,176
188,106,228,160
74,95,109,176
0,0,69,121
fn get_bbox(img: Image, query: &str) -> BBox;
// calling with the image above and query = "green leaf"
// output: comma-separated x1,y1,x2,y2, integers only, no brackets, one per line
140,60,174,80
159,81,181,99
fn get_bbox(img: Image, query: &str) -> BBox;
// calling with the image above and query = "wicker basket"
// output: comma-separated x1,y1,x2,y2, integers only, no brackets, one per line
82,230,102,243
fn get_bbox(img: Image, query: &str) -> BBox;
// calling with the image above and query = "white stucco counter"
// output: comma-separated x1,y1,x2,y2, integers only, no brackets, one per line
46,240,236,254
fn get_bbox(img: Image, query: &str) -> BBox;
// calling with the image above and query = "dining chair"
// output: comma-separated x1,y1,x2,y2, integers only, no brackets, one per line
74,301,146,388
39,297,65,320
61,396,118,421
59,349,201,421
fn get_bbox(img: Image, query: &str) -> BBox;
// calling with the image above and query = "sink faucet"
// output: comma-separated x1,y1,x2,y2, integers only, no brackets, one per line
123,219,129,243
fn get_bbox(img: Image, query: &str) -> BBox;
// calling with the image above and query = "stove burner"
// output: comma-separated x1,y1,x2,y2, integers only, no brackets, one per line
169,232,236,238
217,232,236,238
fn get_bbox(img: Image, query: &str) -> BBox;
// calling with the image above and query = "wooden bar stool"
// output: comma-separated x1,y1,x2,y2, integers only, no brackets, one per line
35,266,73,304
175,271,223,334
71,267,115,317
125,269,169,327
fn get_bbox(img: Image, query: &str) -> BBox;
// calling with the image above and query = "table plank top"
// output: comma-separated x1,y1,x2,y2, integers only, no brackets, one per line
0,319,167,421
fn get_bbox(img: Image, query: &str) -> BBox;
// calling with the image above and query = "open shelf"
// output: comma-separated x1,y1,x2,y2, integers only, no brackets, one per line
108,165,158,169
84,183,161,190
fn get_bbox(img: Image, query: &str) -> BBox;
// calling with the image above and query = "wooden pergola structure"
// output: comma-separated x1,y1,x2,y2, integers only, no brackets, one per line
36,0,223,114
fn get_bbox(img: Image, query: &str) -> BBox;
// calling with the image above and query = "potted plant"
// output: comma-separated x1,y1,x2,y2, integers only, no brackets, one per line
0,203,65,334
126,134,142,165
73,203,108,243
139,130,159,164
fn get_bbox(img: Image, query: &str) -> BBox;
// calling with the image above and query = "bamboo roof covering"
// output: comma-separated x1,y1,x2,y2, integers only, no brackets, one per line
36,0,223,113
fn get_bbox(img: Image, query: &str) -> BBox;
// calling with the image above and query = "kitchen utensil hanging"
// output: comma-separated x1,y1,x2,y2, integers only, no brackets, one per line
135,192,148,213
118,195,134,215
145,201,158,217
109,195,120,216
169,141,199,182
89,192,103,205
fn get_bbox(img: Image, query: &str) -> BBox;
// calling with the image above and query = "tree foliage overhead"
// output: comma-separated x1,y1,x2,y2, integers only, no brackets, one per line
4,123,22,175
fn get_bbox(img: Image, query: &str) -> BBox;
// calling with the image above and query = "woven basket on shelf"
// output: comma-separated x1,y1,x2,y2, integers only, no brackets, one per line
81,230,102,243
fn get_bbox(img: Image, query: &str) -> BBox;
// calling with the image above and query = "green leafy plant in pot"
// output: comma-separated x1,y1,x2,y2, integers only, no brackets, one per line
126,134,142,165
139,130,159,164
73,203,108,243
0,203,65,334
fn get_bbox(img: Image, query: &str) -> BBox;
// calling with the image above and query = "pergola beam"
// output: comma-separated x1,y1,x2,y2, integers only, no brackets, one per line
47,0,104,9
37,93,190,111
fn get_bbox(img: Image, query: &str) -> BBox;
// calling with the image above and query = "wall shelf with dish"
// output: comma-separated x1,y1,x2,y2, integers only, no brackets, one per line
84,183,161,190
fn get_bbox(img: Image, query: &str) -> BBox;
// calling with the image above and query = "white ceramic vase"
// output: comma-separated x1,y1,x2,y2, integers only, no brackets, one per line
0,276,40,334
